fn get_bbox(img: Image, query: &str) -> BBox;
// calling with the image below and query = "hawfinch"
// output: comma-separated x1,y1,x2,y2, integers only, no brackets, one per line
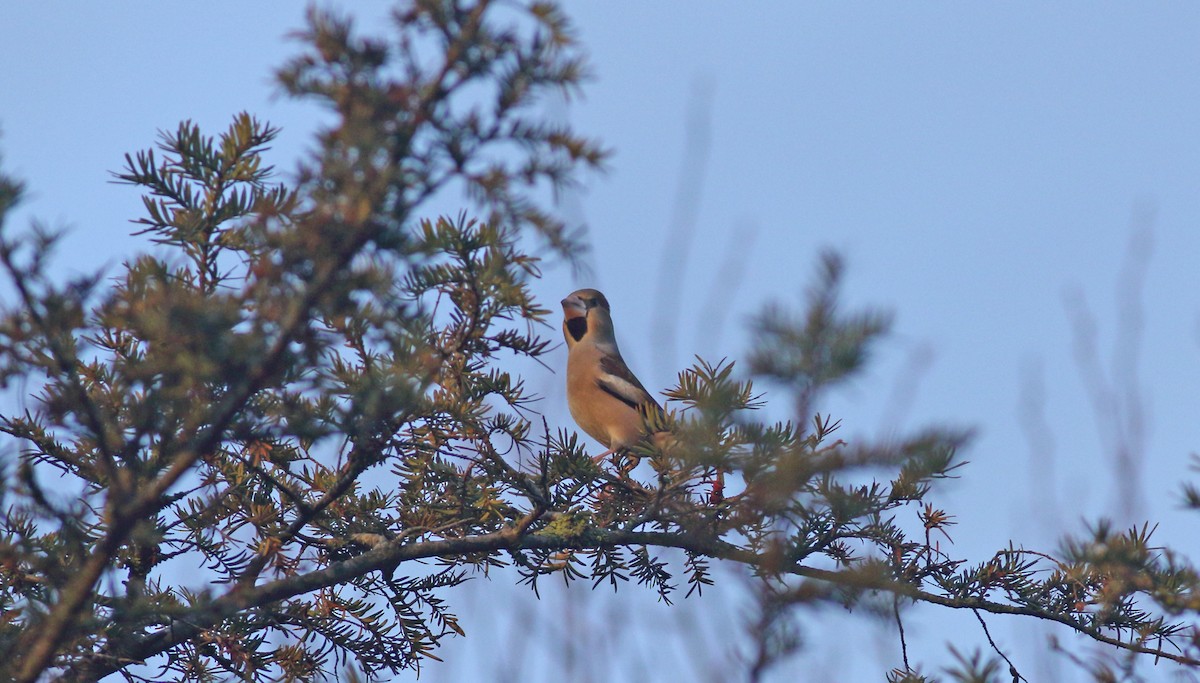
561,289,664,461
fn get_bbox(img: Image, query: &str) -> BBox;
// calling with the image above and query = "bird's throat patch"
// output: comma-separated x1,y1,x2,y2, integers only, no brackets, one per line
566,317,588,342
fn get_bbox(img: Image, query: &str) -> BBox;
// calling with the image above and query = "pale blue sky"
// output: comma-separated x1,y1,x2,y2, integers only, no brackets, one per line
2,3,1198,681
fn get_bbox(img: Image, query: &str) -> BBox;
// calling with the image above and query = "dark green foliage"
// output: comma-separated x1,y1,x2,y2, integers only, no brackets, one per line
0,2,1199,682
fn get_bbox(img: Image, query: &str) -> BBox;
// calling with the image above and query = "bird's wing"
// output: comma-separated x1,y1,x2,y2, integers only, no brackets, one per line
597,353,662,412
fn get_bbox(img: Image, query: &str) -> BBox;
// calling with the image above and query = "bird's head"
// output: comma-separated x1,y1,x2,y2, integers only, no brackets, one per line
561,288,613,348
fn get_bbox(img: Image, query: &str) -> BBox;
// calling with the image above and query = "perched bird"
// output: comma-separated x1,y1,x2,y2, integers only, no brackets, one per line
561,288,665,462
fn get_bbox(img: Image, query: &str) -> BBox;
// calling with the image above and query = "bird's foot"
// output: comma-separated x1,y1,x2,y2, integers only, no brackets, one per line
590,448,616,464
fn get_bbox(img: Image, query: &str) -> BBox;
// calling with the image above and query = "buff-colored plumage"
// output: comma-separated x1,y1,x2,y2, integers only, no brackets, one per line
561,289,662,460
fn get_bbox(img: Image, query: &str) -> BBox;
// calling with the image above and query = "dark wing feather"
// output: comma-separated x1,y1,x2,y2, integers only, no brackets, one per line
597,354,662,413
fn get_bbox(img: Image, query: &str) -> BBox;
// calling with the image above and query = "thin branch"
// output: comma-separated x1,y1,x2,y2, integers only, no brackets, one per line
652,76,714,377
973,608,1025,683
894,595,910,673
69,523,1200,680
0,235,119,483
13,182,377,683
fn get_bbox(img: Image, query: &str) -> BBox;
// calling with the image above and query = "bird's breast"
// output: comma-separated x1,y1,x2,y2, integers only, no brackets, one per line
566,346,645,451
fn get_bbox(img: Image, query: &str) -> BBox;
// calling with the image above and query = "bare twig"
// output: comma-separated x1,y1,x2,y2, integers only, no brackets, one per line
652,76,714,377
894,595,910,673
973,609,1024,682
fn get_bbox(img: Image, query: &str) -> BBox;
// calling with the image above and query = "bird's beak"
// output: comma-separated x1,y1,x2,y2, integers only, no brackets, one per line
561,294,587,320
